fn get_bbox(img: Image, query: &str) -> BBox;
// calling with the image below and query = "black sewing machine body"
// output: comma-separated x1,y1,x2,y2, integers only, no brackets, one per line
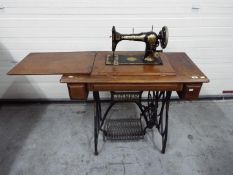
107,26,169,65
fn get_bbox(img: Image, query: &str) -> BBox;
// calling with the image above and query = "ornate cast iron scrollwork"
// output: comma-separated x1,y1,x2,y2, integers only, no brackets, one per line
141,91,172,153
93,90,172,155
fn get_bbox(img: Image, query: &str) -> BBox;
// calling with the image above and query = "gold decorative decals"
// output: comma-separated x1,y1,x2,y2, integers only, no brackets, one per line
127,57,137,62
122,35,145,41
144,57,154,62
147,34,156,45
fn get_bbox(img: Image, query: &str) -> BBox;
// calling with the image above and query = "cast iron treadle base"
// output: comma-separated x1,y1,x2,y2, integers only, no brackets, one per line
104,118,144,140
93,91,171,155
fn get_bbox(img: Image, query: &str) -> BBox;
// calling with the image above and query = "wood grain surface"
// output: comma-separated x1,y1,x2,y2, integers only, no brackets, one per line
7,51,209,100
8,52,96,75
92,51,176,76
61,52,209,84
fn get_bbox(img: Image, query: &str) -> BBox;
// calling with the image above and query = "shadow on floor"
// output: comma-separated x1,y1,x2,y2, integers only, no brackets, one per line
0,104,47,175
0,43,47,174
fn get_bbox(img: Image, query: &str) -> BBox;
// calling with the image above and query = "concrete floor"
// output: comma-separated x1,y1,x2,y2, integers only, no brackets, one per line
0,100,233,175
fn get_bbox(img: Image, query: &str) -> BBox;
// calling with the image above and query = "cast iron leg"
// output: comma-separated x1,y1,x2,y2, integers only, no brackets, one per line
93,91,101,155
161,91,171,153
141,91,172,154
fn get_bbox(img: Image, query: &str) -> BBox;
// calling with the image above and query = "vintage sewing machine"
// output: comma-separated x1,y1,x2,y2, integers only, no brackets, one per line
106,26,169,65
8,25,209,155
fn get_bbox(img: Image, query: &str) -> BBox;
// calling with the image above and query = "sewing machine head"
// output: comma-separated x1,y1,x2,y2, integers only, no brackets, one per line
108,26,168,65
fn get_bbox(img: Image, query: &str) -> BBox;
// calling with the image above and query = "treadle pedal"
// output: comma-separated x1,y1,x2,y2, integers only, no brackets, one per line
104,118,144,140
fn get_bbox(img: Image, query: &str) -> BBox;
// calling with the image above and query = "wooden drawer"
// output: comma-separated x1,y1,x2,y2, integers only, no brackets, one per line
68,83,89,100
177,83,202,100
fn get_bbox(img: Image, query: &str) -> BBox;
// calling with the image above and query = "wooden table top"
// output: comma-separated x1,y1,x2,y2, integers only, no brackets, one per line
61,51,209,84
8,51,209,84
8,52,96,75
